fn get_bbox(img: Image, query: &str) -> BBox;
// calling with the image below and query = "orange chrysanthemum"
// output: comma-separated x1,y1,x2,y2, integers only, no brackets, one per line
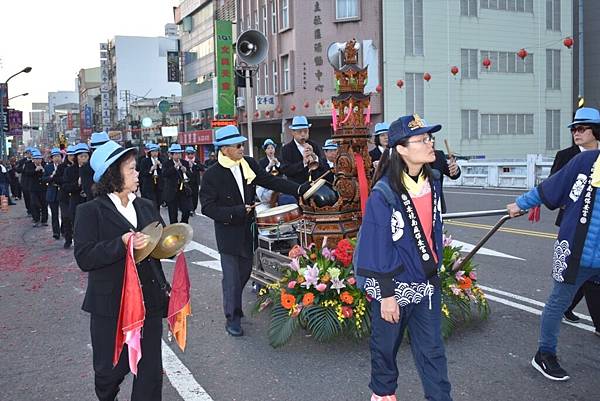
458,276,472,290
281,292,296,309
302,293,314,306
340,291,354,305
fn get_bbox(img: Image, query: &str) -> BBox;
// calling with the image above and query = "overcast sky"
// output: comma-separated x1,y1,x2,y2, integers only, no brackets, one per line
0,0,177,123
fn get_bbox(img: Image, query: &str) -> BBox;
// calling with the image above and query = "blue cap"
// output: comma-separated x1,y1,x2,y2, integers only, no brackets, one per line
148,144,160,152
50,147,62,156
25,147,33,153
387,114,442,148
185,146,195,153
90,140,136,183
90,132,110,148
374,122,390,136
144,142,154,150
568,107,600,128
323,139,338,150
31,150,43,159
289,115,312,130
168,143,184,153
66,145,76,155
262,138,276,149
73,143,90,155
213,125,247,147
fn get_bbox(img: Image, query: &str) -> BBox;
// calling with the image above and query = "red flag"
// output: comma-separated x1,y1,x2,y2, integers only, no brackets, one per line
168,252,191,351
354,153,369,216
113,237,146,375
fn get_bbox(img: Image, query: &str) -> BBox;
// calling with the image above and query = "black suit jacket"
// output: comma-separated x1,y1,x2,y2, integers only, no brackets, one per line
22,162,46,192
280,139,329,184
369,147,383,163
139,156,162,197
200,156,300,256
430,150,461,214
73,195,169,318
550,145,581,226
161,159,190,202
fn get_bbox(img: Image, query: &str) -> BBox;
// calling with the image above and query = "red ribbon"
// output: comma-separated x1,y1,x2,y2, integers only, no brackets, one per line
528,205,541,223
354,153,369,216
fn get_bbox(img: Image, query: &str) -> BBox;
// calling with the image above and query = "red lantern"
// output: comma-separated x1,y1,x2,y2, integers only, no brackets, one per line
290,104,296,111
376,84,382,93
482,57,491,69
450,66,459,76
319,98,325,106
265,111,270,117
517,48,528,59
303,101,310,109
396,79,404,89
423,72,431,82
243,113,248,118
276,106,282,114
254,111,260,118
563,37,574,49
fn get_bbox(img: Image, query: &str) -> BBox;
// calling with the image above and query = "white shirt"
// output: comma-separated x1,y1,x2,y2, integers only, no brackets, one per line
230,164,245,203
578,141,600,152
294,139,318,166
0,165,6,174
108,193,138,228
327,160,335,168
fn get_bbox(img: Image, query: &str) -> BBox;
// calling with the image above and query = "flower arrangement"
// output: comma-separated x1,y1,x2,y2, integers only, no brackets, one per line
439,234,490,338
255,238,371,348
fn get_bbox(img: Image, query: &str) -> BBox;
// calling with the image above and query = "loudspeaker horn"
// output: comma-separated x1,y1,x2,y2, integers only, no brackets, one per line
236,29,269,66
327,41,361,69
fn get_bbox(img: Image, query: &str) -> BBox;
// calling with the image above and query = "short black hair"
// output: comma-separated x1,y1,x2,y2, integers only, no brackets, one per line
94,151,137,197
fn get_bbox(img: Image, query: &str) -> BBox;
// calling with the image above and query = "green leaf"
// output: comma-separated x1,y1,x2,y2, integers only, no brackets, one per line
268,305,299,348
304,305,342,342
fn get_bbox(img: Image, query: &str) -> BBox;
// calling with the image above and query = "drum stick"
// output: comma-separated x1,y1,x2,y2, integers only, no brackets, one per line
310,168,334,185
444,139,454,159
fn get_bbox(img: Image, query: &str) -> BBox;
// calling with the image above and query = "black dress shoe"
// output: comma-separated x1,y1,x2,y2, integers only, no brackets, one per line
53,234,60,240
563,310,580,322
42,222,49,226
225,323,243,337
63,240,72,249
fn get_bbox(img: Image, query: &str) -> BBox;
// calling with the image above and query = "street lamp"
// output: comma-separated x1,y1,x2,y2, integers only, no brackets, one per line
8,92,29,101
0,66,32,159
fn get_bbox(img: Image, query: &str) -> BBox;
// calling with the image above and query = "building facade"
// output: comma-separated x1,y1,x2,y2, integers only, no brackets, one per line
572,0,600,109
77,67,101,140
237,0,383,158
383,0,573,159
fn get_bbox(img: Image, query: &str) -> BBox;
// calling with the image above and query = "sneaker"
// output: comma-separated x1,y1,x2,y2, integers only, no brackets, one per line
531,351,570,381
563,310,580,322
32,222,40,227
371,394,397,401
225,323,243,337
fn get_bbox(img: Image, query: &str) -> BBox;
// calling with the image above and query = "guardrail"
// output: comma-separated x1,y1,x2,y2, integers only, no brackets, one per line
445,154,554,189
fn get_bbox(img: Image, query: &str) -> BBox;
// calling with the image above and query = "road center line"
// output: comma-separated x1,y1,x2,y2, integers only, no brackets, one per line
444,190,520,197
162,339,215,401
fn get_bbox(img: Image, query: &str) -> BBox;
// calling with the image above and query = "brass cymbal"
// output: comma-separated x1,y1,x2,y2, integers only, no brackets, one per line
134,221,164,264
150,223,193,260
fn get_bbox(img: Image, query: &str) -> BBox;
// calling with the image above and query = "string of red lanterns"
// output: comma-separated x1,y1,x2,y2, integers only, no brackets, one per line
423,72,431,82
450,66,459,76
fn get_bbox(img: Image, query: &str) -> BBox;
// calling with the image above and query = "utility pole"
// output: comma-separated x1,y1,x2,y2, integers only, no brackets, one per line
578,0,584,100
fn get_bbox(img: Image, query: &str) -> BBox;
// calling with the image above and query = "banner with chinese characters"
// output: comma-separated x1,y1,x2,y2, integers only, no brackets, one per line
167,51,180,82
100,43,111,131
214,20,235,118
8,109,22,136
255,95,276,111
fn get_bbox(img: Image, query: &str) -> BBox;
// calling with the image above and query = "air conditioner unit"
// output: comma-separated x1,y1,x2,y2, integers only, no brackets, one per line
236,96,245,109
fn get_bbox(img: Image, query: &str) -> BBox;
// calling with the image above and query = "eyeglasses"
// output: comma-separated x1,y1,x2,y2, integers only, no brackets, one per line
406,135,435,145
226,143,245,149
571,126,592,134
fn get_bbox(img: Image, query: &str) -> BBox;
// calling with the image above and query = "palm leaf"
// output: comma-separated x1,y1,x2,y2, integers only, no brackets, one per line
268,305,299,348
304,305,342,342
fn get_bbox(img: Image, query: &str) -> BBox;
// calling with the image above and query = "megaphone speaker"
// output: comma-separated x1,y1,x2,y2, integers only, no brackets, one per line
236,29,269,66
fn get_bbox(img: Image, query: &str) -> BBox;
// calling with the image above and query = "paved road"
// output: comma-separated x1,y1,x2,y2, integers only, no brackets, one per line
0,187,598,401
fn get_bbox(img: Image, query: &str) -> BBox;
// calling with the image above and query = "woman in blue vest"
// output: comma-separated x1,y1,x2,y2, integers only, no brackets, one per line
354,114,452,401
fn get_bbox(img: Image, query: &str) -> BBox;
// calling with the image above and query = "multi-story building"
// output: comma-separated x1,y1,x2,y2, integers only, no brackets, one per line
237,0,383,157
77,67,101,140
573,1,600,109
383,0,573,159
47,91,79,146
105,35,182,140
129,96,184,145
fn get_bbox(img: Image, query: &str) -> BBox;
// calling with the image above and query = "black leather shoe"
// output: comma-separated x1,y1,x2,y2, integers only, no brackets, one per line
53,234,60,239
563,311,580,322
63,240,72,249
225,323,243,337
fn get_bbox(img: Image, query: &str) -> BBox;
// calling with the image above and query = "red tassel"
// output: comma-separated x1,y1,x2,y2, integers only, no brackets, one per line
528,205,540,223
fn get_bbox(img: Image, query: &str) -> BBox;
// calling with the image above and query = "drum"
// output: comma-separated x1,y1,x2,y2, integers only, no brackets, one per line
302,179,339,208
256,204,302,227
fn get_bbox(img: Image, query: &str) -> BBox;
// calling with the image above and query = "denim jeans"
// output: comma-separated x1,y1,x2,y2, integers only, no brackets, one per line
0,183,9,196
369,286,452,401
539,266,600,355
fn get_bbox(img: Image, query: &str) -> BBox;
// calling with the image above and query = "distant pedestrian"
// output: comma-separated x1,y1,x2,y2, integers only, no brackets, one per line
43,148,63,239
23,149,48,227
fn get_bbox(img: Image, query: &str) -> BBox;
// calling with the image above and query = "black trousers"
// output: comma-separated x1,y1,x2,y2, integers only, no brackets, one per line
190,185,199,213
9,180,21,198
220,253,253,326
583,281,600,331
166,191,191,224
30,191,47,223
59,199,72,241
48,200,60,236
90,315,163,401
22,189,31,213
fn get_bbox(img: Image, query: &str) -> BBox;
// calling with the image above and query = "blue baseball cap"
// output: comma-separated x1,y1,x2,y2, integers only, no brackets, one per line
168,143,184,153
387,114,441,148
90,140,136,183
323,139,338,150
289,115,311,130
50,147,62,156
213,125,247,148
374,122,390,136
90,132,110,148
73,143,90,155
567,107,600,128
262,138,276,149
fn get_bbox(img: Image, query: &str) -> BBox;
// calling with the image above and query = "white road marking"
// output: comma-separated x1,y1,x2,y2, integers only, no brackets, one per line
162,339,215,401
452,240,525,261
445,190,519,198
191,260,222,271
185,240,221,260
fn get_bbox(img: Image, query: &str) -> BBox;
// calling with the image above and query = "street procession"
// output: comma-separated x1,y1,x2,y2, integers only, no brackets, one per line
1,1,599,401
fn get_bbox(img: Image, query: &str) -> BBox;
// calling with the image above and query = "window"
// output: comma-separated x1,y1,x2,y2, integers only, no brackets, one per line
263,63,269,94
246,14,251,30
546,49,560,89
546,109,561,150
546,0,561,31
481,0,532,12
271,0,278,33
272,60,278,94
461,110,479,140
261,3,267,34
336,0,359,20
460,0,478,16
481,113,534,135
461,49,478,79
404,0,423,56
405,73,424,117
281,54,290,92
280,0,289,29
256,68,261,95
253,9,259,30
480,50,533,73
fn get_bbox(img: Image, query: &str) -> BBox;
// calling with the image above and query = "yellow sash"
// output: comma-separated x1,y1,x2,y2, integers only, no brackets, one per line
401,171,427,195
218,152,256,184
592,153,600,188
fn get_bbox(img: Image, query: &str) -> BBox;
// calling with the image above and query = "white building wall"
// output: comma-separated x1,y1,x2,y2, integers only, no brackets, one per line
48,91,79,115
113,36,182,120
383,0,573,159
